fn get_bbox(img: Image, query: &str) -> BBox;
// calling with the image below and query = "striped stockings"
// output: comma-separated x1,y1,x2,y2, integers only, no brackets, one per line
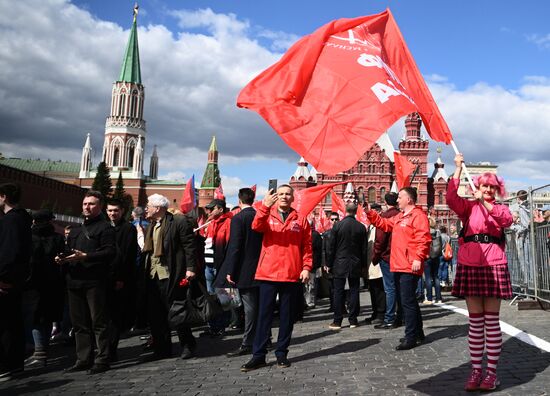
468,312,485,370
484,311,502,373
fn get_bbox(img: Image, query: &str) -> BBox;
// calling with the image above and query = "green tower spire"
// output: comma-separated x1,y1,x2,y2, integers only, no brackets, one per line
201,136,221,188
118,4,142,84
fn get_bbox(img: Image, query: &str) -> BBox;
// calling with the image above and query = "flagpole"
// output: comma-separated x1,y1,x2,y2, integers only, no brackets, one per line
409,164,420,185
194,220,211,233
450,140,476,191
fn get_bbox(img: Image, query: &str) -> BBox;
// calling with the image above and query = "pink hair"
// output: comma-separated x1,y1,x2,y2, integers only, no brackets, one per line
472,172,506,198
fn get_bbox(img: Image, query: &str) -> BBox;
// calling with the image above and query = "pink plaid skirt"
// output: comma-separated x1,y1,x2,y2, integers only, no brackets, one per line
452,263,513,300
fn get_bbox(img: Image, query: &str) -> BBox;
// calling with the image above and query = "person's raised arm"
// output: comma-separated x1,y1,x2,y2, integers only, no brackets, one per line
251,189,277,233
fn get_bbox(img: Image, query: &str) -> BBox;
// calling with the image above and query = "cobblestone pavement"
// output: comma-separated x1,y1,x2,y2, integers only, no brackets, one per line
2,291,550,395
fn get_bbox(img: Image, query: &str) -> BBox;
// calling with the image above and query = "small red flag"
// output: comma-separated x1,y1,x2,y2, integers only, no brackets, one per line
356,203,370,226
238,9,452,174
394,152,416,189
214,183,225,200
179,175,196,214
331,190,347,220
250,184,257,193
293,181,346,217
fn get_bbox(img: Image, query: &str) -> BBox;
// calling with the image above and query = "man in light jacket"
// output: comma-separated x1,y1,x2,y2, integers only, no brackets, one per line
240,185,312,372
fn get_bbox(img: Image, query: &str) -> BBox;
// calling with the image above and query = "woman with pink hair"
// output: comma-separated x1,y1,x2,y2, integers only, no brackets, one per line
447,153,513,392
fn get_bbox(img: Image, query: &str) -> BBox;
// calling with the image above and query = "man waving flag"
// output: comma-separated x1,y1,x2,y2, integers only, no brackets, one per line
238,9,452,174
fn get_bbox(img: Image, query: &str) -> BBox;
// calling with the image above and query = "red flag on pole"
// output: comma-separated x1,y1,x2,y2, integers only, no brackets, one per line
238,9,452,174
293,181,346,217
250,184,257,193
317,205,332,233
179,175,196,214
394,152,416,189
331,190,347,220
214,183,225,200
356,203,370,226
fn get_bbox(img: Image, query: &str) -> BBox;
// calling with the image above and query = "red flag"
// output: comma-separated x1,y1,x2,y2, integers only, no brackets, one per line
179,175,196,214
293,181,346,217
331,190,346,220
394,152,416,189
356,203,370,226
238,9,452,174
317,205,332,233
250,184,257,193
252,200,263,210
214,183,225,200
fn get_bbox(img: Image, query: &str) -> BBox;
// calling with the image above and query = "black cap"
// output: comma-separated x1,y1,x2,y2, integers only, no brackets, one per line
205,199,226,209
384,192,398,206
32,209,55,221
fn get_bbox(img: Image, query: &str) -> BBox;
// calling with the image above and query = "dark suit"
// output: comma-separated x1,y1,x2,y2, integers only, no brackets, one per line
327,215,367,325
109,220,137,358
144,212,198,357
214,207,262,347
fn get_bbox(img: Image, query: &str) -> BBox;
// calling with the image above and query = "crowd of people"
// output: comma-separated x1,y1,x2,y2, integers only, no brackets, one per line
0,152,524,390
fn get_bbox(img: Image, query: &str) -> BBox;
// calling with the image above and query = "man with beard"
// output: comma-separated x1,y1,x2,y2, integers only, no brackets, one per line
58,190,116,374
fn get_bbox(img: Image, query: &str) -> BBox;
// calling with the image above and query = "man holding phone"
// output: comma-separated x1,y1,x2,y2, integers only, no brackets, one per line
241,184,312,371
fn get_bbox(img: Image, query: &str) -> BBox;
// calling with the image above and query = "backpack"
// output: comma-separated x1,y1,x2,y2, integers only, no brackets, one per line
429,229,442,259
442,242,453,261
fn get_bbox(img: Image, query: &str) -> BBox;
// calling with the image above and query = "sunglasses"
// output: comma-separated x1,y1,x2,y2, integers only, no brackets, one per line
330,218,338,222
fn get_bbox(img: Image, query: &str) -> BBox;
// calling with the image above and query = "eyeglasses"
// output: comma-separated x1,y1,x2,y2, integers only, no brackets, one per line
330,218,338,222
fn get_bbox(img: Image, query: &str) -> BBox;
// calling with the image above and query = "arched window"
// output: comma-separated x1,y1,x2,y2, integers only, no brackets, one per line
128,146,135,167
113,148,120,167
380,164,385,173
357,187,364,204
359,164,363,173
438,191,444,205
368,187,376,203
380,187,386,199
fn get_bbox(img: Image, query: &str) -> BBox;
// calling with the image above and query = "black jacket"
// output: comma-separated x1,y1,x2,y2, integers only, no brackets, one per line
66,214,116,288
312,230,323,270
143,212,198,303
112,220,138,284
214,207,263,289
327,215,368,278
0,208,32,288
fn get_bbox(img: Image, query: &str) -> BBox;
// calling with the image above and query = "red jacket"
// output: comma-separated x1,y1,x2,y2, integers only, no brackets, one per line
207,212,233,269
367,206,431,276
252,203,312,282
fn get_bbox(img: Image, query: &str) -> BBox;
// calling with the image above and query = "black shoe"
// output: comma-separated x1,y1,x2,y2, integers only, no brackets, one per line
374,322,396,330
64,362,90,373
108,352,118,363
227,346,252,357
395,340,417,350
399,333,425,344
276,356,291,368
180,345,196,360
87,364,109,375
364,317,384,325
240,357,266,372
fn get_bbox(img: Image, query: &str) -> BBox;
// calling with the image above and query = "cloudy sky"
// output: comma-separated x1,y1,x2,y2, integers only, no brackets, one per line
1,0,549,204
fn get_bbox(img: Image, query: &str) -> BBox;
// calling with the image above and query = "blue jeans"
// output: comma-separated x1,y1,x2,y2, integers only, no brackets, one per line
205,266,217,294
424,258,442,301
438,257,451,284
380,260,398,324
204,266,229,331
394,272,423,343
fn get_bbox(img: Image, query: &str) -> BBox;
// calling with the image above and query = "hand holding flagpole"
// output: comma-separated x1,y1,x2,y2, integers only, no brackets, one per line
450,140,476,191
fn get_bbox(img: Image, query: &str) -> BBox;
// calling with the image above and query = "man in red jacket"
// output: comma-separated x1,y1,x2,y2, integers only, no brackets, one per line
241,184,312,372
367,187,431,350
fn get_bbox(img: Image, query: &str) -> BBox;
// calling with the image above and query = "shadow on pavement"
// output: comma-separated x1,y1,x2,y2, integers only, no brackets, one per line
408,337,550,394
1,379,73,395
291,338,381,364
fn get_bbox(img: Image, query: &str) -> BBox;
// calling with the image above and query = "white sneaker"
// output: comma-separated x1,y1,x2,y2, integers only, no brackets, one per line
436,300,443,304
422,299,433,305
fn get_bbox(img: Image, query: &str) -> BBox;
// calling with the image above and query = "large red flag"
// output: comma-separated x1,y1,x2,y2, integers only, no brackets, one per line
179,175,196,214
238,9,452,174
331,190,347,220
394,152,416,189
293,181,346,217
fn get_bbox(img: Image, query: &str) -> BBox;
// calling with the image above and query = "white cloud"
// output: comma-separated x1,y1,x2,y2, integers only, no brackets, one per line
526,33,550,50
0,0,548,192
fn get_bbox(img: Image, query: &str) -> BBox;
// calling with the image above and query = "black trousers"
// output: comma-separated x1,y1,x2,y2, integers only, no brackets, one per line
0,290,25,372
239,287,259,348
146,277,195,357
333,277,360,324
368,277,386,320
67,285,110,366
253,281,299,359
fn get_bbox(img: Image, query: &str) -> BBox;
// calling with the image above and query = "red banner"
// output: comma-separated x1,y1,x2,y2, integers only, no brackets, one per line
394,152,416,189
293,181,346,217
331,190,347,220
238,9,452,174
179,175,196,214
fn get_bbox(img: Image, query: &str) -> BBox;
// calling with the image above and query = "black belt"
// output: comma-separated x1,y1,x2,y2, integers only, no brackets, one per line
463,233,502,244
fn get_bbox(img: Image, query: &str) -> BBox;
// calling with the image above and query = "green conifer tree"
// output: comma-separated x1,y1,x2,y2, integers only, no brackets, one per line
91,161,112,199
